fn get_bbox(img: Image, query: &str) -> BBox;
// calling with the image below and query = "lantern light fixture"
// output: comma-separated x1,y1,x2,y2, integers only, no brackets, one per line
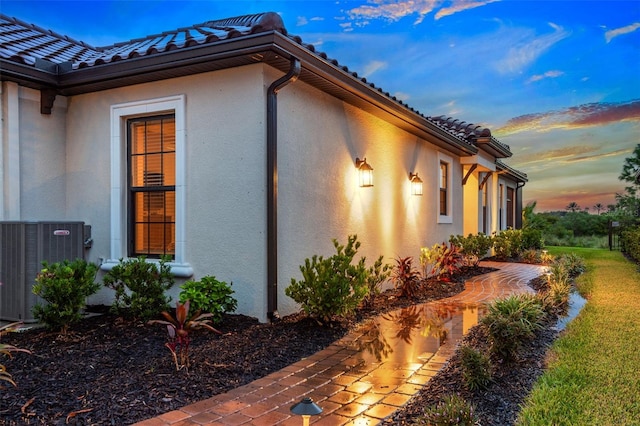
355,157,373,187
409,172,423,196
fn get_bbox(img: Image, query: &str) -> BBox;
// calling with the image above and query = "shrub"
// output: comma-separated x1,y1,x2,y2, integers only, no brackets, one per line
481,294,546,361
418,394,478,426
148,300,221,371
285,235,371,323
391,256,422,299
492,229,524,260
179,276,237,324
432,242,463,280
459,346,492,391
520,248,541,264
449,233,493,266
558,253,587,277
420,244,443,278
620,226,640,262
32,259,100,332
103,257,174,322
521,228,544,250
362,257,391,307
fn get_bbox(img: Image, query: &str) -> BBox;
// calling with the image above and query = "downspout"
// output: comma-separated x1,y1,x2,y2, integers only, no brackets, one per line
267,58,301,321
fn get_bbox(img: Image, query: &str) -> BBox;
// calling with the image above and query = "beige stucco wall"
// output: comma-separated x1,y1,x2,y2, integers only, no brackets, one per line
14,63,467,322
62,65,267,317
1,85,67,220
272,67,462,316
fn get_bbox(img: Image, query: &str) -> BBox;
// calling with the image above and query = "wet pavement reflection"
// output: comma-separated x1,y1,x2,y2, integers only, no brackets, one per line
352,303,486,364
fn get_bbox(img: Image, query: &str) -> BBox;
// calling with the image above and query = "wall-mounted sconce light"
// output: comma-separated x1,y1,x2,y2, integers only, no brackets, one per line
409,172,423,196
290,397,323,426
355,157,373,187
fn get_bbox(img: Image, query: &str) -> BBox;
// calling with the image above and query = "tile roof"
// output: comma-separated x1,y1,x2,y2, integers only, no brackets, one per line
0,12,285,69
0,11,517,160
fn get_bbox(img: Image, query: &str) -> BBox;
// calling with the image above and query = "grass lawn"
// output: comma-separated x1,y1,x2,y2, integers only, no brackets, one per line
517,247,640,425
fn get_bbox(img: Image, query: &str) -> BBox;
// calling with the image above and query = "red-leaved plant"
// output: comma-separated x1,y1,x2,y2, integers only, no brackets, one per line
148,300,222,371
431,242,463,281
392,256,422,299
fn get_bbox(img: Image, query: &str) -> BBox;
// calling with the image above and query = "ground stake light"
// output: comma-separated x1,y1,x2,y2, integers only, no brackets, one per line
290,397,322,426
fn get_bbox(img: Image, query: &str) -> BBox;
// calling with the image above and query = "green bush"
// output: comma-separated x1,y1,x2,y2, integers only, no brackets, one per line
449,233,493,266
285,235,373,323
418,394,478,426
179,276,237,323
522,228,544,250
492,229,524,260
32,259,100,331
520,249,541,264
620,226,640,263
362,257,391,307
459,346,492,391
557,253,587,277
103,257,174,322
481,294,546,361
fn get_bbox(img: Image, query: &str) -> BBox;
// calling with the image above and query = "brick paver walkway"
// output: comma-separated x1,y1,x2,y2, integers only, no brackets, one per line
134,261,546,426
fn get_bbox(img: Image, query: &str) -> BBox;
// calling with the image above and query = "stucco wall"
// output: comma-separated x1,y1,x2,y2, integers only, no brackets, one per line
21,63,466,322
64,65,268,318
2,86,67,220
272,68,463,316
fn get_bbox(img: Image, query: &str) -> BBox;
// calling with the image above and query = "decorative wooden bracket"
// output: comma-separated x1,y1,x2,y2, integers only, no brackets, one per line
40,88,57,115
479,171,493,190
462,164,477,185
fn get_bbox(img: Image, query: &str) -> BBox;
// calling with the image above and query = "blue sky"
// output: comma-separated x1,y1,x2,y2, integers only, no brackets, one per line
2,0,639,212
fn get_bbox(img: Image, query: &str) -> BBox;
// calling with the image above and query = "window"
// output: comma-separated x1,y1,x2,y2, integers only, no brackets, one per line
437,153,453,223
506,187,514,228
108,95,191,276
128,115,175,258
439,161,448,216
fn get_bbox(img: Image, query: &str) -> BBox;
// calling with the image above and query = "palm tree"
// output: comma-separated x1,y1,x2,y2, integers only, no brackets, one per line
594,203,604,215
566,201,580,213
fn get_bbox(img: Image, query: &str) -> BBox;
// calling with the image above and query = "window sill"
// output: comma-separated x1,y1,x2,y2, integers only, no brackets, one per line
99,259,194,278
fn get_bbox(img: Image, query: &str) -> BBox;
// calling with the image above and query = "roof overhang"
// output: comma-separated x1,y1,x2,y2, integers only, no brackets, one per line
1,31,477,157
475,136,512,158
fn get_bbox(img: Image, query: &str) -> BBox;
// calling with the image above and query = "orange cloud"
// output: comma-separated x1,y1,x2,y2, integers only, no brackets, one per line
496,100,640,135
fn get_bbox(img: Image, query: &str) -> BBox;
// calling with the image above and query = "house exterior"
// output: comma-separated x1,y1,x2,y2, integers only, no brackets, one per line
0,12,527,322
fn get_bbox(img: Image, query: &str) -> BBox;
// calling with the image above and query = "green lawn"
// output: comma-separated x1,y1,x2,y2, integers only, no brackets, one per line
517,247,640,425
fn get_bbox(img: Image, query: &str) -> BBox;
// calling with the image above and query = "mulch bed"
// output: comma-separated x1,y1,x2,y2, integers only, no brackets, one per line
0,265,560,426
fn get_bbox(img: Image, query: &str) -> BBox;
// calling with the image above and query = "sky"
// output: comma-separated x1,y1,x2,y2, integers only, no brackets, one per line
2,0,638,212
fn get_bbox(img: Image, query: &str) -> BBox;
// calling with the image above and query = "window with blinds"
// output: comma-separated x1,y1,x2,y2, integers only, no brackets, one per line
128,115,176,258
439,161,448,216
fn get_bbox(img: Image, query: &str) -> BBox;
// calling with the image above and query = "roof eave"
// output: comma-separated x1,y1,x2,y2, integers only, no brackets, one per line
475,136,512,158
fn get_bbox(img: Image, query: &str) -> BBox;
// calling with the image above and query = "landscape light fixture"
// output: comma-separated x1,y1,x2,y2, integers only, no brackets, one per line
355,157,373,187
290,397,323,426
410,172,423,196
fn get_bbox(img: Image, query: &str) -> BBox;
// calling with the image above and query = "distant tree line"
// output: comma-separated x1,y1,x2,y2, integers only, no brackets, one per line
525,144,640,248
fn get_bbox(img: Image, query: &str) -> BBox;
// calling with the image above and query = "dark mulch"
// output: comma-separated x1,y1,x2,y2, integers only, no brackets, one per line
0,266,560,426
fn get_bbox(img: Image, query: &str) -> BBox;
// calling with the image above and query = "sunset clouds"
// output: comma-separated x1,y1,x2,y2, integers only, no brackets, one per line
3,0,637,212
496,100,640,135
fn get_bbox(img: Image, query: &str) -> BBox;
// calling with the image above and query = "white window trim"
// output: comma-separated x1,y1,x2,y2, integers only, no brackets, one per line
437,152,453,224
102,95,192,277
